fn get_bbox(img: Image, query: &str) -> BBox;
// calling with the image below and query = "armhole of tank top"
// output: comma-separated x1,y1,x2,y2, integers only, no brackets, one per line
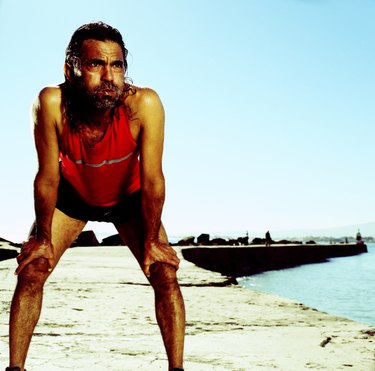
120,105,138,147
60,120,70,142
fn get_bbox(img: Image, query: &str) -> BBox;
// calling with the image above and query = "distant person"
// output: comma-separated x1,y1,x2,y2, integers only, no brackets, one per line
7,22,185,371
265,230,272,247
356,230,363,245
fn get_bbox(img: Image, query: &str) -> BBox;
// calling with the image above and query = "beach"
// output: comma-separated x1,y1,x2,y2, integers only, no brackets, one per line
0,245,374,370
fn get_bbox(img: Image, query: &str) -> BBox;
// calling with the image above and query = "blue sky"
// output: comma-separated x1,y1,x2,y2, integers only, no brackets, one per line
0,0,374,241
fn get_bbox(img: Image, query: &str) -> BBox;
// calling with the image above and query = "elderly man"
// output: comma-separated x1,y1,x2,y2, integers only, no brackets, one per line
7,22,185,371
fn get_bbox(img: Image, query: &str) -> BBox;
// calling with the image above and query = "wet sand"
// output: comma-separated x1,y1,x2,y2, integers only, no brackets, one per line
0,245,374,370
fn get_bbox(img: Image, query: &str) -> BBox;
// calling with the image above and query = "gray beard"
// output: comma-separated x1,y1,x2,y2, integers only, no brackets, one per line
79,81,122,110
93,95,119,110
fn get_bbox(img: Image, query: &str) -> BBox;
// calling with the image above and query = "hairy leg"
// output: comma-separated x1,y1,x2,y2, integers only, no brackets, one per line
115,217,185,369
9,209,86,370
149,261,186,370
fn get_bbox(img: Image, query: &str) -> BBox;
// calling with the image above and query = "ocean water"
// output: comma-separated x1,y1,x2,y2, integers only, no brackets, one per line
238,243,375,326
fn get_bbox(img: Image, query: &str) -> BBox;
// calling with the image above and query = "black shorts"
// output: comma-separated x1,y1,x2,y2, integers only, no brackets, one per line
56,176,141,223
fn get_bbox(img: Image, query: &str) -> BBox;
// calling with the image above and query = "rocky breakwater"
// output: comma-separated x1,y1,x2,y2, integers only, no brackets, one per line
180,234,368,277
0,237,21,262
0,230,101,262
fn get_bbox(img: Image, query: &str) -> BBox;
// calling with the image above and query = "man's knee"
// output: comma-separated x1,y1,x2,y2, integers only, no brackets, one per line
149,262,180,293
18,258,51,285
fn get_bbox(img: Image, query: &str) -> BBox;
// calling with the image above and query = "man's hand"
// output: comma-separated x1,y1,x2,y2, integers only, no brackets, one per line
143,241,180,277
15,236,54,275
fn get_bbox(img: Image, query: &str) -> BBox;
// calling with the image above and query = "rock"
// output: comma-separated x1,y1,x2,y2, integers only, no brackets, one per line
101,234,124,246
177,236,195,246
197,233,210,245
277,239,293,245
71,230,99,247
211,238,228,245
236,236,249,245
0,248,18,261
251,237,265,245
276,240,302,245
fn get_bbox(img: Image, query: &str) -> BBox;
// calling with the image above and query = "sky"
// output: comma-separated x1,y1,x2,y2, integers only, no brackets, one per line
0,0,374,242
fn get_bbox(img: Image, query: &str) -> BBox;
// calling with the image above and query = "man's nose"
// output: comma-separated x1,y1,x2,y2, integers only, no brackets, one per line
102,65,114,81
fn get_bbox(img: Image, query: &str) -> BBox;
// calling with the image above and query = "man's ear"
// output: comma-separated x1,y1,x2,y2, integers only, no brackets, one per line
64,63,74,83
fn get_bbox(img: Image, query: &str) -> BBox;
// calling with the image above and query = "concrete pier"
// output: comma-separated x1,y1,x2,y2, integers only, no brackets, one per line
182,243,368,277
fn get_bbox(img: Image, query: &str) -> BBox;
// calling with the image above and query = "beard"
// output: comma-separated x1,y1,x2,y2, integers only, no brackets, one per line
78,81,123,110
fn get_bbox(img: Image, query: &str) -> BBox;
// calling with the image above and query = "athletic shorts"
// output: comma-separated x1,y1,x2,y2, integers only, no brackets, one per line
56,176,141,223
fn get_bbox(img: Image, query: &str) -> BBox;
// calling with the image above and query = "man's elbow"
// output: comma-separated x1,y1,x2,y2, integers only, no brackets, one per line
142,175,165,194
34,172,60,189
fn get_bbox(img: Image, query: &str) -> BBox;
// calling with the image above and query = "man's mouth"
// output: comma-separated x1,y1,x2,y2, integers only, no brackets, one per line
88,84,121,109
99,88,115,95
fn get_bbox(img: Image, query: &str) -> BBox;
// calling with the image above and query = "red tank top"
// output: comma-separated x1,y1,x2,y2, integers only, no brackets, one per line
59,105,141,207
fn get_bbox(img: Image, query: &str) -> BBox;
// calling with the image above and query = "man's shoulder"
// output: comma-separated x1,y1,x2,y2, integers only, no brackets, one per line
125,85,163,111
32,85,64,127
125,84,159,101
37,85,63,106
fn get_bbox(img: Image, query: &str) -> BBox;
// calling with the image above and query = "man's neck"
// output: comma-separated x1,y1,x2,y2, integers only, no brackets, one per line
84,108,113,128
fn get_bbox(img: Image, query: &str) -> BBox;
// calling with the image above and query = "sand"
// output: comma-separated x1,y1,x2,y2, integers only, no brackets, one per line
0,245,374,370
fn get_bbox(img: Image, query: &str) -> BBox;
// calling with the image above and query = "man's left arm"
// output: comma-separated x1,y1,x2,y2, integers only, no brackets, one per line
138,88,180,277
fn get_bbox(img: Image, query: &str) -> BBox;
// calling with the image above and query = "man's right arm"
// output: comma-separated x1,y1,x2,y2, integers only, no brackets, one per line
15,87,62,275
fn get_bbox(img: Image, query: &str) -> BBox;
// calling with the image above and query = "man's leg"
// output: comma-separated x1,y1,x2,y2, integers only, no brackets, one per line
9,209,86,370
115,216,185,370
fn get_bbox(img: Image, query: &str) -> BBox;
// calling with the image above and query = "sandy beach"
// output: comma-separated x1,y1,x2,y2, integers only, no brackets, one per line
0,245,374,370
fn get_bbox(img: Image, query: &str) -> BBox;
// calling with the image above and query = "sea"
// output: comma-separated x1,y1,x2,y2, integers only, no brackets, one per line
237,243,375,326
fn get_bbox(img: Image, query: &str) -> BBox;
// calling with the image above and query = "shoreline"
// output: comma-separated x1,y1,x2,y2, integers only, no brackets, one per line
1,246,374,370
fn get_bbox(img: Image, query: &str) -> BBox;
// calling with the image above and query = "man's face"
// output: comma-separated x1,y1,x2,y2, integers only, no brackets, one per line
75,39,125,110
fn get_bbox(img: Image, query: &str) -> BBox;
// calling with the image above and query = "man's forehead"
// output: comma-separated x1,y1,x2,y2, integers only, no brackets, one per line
80,39,124,59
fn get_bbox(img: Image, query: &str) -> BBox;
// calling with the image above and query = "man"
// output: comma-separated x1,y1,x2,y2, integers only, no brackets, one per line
265,231,272,247
7,22,185,371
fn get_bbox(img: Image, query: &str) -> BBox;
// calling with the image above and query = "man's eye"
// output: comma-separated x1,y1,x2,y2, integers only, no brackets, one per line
86,60,103,69
89,61,101,67
113,62,124,69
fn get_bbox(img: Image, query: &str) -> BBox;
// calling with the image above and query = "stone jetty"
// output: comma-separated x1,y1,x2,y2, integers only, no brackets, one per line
181,243,368,277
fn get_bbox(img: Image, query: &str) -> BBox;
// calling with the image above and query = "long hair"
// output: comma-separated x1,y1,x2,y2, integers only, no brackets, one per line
65,21,128,72
62,22,134,132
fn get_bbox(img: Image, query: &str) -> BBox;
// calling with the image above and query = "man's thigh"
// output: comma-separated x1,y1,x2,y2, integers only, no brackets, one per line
50,208,87,267
114,215,168,267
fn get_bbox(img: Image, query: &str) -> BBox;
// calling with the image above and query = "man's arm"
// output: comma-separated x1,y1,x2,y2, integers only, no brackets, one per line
138,88,179,277
15,87,61,275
